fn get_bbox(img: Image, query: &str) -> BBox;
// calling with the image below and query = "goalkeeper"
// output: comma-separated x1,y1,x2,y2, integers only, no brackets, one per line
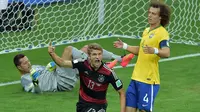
13,46,134,93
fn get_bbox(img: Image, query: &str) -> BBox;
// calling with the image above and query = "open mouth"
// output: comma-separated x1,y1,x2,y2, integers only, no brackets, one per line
95,59,100,63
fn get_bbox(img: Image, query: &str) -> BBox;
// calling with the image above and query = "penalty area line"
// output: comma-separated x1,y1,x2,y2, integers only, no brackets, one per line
0,53,200,87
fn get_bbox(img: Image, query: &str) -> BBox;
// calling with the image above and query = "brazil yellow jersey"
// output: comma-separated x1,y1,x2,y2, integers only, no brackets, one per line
131,26,169,84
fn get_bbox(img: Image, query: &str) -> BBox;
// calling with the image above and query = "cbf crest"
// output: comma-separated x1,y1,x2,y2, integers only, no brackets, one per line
149,33,154,38
98,75,105,82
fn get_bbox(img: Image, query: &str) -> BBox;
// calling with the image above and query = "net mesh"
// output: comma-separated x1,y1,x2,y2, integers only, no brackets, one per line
0,0,199,54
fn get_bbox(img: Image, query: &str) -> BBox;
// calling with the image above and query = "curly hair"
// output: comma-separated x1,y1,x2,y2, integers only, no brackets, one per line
150,1,171,27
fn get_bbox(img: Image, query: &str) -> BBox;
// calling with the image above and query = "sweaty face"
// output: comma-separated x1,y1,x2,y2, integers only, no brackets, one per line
88,49,103,70
18,56,32,74
148,7,161,26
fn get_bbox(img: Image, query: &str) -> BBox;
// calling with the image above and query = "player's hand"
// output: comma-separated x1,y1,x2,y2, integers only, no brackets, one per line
143,45,155,54
46,61,56,72
30,68,40,86
48,41,55,54
113,38,123,48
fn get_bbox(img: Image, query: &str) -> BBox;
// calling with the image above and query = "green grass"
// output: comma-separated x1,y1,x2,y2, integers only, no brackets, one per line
0,38,200,111
154,56,200,112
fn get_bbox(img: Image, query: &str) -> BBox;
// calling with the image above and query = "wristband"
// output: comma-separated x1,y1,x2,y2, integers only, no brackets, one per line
123,43,128,50
154,48,159,54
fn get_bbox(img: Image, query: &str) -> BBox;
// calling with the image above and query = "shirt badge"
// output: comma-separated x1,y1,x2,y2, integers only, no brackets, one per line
98,75,105,82
84,71,89,75
116,80,122,88
149,33,154,38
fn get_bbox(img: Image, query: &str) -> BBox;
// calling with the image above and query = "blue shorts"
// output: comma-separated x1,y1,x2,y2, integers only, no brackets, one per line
126,80,160,112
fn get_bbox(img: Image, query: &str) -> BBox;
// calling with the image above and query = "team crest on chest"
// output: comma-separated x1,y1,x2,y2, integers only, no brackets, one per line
149,33,154,38
84,71,89,75
98,75,105,82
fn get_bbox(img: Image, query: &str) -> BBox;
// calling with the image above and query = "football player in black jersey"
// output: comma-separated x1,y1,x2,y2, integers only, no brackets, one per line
48,43,126,112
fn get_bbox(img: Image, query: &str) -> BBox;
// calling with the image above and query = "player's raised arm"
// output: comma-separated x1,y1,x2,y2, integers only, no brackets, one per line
113,38,139,55
48,41,73,68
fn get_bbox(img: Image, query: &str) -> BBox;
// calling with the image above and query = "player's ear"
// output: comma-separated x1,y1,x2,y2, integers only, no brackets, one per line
17,66,22,70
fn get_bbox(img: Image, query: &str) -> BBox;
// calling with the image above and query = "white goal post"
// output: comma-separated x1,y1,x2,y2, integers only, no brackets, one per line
0,0,199,54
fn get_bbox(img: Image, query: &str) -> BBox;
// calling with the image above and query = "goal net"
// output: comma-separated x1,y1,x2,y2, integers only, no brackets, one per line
0,0,199,54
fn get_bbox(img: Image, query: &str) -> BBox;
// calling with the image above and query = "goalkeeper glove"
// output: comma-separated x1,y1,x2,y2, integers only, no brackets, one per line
30,68,40,86
46,61,56,72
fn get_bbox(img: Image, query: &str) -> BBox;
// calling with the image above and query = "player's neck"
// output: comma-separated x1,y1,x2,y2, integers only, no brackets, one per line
91,65,101,71
150,23,160,31
20,71,29,75
90,63,102,71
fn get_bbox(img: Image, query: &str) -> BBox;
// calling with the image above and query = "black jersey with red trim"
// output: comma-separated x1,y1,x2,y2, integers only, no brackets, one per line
72,59,123,104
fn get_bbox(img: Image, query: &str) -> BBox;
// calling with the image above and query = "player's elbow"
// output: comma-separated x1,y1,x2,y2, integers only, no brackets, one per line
164,51,170,58
118,88,125,96
166,52,170,58
159,48,170,58
165,50,170,58
160,52,170,58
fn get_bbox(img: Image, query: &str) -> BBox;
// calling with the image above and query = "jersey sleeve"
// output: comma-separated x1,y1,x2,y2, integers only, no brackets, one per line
159,32,170,48
109,70,123,91
21,75,42,93
21,75,35,92
72,58,86,72
159,40,170,48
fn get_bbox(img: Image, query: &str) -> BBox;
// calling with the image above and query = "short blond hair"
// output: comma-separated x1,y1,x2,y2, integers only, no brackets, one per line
87,43,103,55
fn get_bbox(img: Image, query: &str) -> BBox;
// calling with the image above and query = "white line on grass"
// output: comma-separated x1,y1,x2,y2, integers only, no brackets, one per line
0,81,20,87
1,53,200,87
114,53,200,69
